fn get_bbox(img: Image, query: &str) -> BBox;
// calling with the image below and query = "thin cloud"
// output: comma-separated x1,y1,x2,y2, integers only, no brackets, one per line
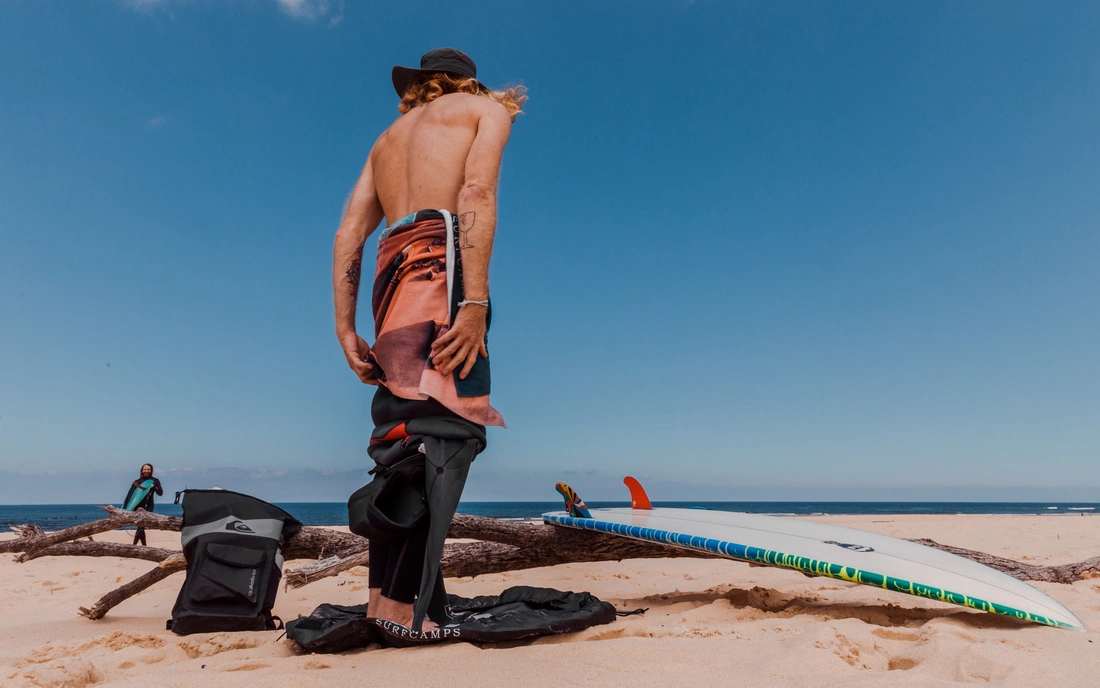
120,0,344,24
146,115,168,129
276,0,343,24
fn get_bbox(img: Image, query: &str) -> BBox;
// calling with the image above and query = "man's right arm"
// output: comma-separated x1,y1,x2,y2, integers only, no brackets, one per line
333,153,385,384
430,101,512,379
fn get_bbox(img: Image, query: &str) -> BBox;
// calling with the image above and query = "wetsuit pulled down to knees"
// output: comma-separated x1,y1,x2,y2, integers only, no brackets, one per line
358,210,500,631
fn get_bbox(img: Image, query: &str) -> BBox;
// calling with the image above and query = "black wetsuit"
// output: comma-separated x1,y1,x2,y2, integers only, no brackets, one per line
125,476,163,546
365,386,485,625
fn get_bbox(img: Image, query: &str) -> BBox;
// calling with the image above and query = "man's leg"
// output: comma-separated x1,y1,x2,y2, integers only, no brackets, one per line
368,538,388,623
132,527,146,547
367,521,439,630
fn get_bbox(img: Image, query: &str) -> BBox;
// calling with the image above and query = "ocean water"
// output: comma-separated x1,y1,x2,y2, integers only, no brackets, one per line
1,501,1097,530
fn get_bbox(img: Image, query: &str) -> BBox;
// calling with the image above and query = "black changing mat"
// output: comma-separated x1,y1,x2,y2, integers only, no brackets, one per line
286,586,617,651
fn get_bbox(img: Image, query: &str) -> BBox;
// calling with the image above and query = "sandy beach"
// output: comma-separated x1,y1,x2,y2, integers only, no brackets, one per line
2,514,1097,687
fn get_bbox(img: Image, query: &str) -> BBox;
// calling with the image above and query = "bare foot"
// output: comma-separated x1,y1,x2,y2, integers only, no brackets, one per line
371,594,438,631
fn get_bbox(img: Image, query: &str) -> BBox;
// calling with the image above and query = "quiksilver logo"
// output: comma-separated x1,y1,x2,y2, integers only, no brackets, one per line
823,540,875,553
226,520,255,533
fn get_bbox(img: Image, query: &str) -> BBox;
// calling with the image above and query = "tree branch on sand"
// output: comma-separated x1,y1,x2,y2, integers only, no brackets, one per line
78,554,187,620
1,507,182,558
5,507,1097,620
26,542,177,563
9,524,45,538
906,538,1100,585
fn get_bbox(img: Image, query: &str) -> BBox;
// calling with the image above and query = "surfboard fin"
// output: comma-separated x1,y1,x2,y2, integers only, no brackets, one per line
623,476,652,510
555,482,592,518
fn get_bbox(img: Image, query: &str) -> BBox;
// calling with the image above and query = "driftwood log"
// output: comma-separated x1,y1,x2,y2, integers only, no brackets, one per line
9,524,45,538
4,506,1098,620
906,538,1100,585
78,555,187,620
26,542,177,563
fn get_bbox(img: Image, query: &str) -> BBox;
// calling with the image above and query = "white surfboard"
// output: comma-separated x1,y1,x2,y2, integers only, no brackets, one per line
543,480,1083,631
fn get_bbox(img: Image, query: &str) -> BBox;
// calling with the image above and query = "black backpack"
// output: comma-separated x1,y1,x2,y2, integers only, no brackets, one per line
168,489,301,635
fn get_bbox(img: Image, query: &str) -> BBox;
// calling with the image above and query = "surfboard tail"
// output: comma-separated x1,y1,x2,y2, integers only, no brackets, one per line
554,482,592,518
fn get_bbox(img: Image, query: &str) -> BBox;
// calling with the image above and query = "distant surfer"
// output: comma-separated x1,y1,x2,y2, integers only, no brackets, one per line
123,463,163,546
332,48,523,633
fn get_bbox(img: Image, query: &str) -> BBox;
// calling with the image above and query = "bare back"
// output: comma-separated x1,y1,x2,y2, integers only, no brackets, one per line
333,87,512,389
371,93,488,222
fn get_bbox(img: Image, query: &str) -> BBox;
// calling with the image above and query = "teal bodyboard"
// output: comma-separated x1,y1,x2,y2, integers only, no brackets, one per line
125,479,156,511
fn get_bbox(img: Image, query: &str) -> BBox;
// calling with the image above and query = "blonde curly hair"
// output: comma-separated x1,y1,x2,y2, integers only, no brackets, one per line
398,73,527,119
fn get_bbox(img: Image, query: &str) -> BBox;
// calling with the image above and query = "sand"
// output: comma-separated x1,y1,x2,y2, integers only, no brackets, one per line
1,514,1097,687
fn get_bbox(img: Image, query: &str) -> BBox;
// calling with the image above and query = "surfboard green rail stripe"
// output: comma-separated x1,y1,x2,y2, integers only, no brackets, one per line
543,513,1079,631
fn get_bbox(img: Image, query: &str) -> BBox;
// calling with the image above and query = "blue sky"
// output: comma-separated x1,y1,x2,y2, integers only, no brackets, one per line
1,1,1097,504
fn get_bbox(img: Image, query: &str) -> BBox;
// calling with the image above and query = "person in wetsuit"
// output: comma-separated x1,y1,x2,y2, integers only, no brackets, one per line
124,462,163,546
332,48,524,631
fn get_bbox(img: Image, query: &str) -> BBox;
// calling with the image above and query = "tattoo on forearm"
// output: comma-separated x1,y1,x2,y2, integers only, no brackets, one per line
345,249,363,295
458,212,476,249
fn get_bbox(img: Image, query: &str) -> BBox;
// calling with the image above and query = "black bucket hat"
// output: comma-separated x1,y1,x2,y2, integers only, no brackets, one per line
392,48,486,97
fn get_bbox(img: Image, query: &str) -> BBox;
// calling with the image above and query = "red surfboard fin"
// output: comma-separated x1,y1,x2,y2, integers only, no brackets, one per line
623,476,652,510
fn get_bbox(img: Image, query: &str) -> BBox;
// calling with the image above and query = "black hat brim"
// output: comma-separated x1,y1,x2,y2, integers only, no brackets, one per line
392,65,486,98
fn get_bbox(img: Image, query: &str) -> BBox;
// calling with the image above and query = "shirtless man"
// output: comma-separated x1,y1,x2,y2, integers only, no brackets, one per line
332,49,523,632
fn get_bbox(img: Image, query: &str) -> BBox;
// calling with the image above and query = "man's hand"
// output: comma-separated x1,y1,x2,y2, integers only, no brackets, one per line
430,305,488,380
339,331,378,385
